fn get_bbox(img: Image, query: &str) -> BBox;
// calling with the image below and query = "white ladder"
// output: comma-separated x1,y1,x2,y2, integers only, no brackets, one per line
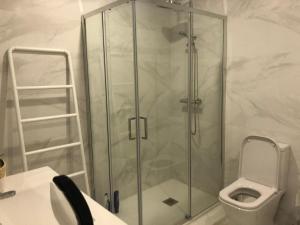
7,47,90,195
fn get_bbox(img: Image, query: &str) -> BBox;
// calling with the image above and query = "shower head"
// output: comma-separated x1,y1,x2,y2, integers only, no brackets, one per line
162,22,188,42
162,24,197,43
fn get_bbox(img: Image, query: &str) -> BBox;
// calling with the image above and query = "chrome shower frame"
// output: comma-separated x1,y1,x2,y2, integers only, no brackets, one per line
81,0,227,224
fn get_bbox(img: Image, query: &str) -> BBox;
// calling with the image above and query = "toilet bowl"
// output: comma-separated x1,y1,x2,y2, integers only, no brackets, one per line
219,136,290,225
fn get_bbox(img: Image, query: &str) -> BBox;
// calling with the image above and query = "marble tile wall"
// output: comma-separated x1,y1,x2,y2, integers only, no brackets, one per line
136,2,174,191
0,0,114,192
167,0,300,220
197,0,300,221
6,0,300,216
103,2,140,201
165,10,224,199
85,1,224,206
189,14,224,197
191,0,300,208
85,1,177,204
191,0,226,15
0,0,224,204
224,0,300,191
84,12,110,204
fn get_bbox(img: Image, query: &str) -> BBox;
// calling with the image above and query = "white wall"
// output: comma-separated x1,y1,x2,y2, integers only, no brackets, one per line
225,0,300,188
194,0,300,191
3,0,300,204
0,0,114,190
0,0,224,197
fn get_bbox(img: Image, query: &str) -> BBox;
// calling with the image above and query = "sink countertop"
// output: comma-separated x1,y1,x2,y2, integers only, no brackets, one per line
0,167,127,225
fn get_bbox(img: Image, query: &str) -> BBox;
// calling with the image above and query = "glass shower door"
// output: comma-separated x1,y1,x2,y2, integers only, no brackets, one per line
190,12,224,216
104,3,139,225
83,1,225,225
135,2,190,225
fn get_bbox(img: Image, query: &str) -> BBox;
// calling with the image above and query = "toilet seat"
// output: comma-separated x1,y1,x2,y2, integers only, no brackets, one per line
219,136,290,225
219,178,277,210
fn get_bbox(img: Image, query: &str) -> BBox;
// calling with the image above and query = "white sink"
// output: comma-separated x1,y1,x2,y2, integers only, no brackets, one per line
0,167,126,225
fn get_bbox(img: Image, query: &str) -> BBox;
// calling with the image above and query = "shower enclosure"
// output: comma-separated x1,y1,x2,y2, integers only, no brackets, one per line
82,0,226,224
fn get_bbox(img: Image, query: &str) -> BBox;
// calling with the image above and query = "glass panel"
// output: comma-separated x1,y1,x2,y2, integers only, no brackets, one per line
85,2,225,224
105,3,139,225
136,2,189,225
85,13,110,205
190,13,224,216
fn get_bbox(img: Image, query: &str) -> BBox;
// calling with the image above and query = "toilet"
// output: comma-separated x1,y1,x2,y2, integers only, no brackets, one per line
219,135,290,225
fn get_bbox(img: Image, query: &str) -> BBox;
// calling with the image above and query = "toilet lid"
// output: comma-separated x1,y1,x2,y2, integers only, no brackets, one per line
239,136,280,188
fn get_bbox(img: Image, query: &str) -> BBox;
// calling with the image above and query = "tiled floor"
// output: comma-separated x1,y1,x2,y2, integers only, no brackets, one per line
117,179,218,225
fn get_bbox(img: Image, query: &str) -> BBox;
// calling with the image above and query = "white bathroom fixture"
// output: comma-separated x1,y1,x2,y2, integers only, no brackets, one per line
0,167,127,225
219,135,290,225
7,47,90,195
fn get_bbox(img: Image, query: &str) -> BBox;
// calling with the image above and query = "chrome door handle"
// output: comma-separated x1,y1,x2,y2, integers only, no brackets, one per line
128,116,148,140
128,117,136,140
140,117,148,140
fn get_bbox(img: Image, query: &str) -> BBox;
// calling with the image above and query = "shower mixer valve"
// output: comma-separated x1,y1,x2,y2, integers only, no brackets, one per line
179,98,202,105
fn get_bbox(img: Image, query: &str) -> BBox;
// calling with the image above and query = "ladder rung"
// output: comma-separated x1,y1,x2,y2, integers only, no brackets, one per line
21,113,77,123
68,171,85,178
17,85,73,90
25,142,81,156
8,46,90,195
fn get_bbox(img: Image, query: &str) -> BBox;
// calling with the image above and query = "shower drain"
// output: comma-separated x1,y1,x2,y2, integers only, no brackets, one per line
162,197,178,206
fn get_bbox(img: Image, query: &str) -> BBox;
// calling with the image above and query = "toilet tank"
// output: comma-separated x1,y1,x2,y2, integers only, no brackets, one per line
239,136,290,190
